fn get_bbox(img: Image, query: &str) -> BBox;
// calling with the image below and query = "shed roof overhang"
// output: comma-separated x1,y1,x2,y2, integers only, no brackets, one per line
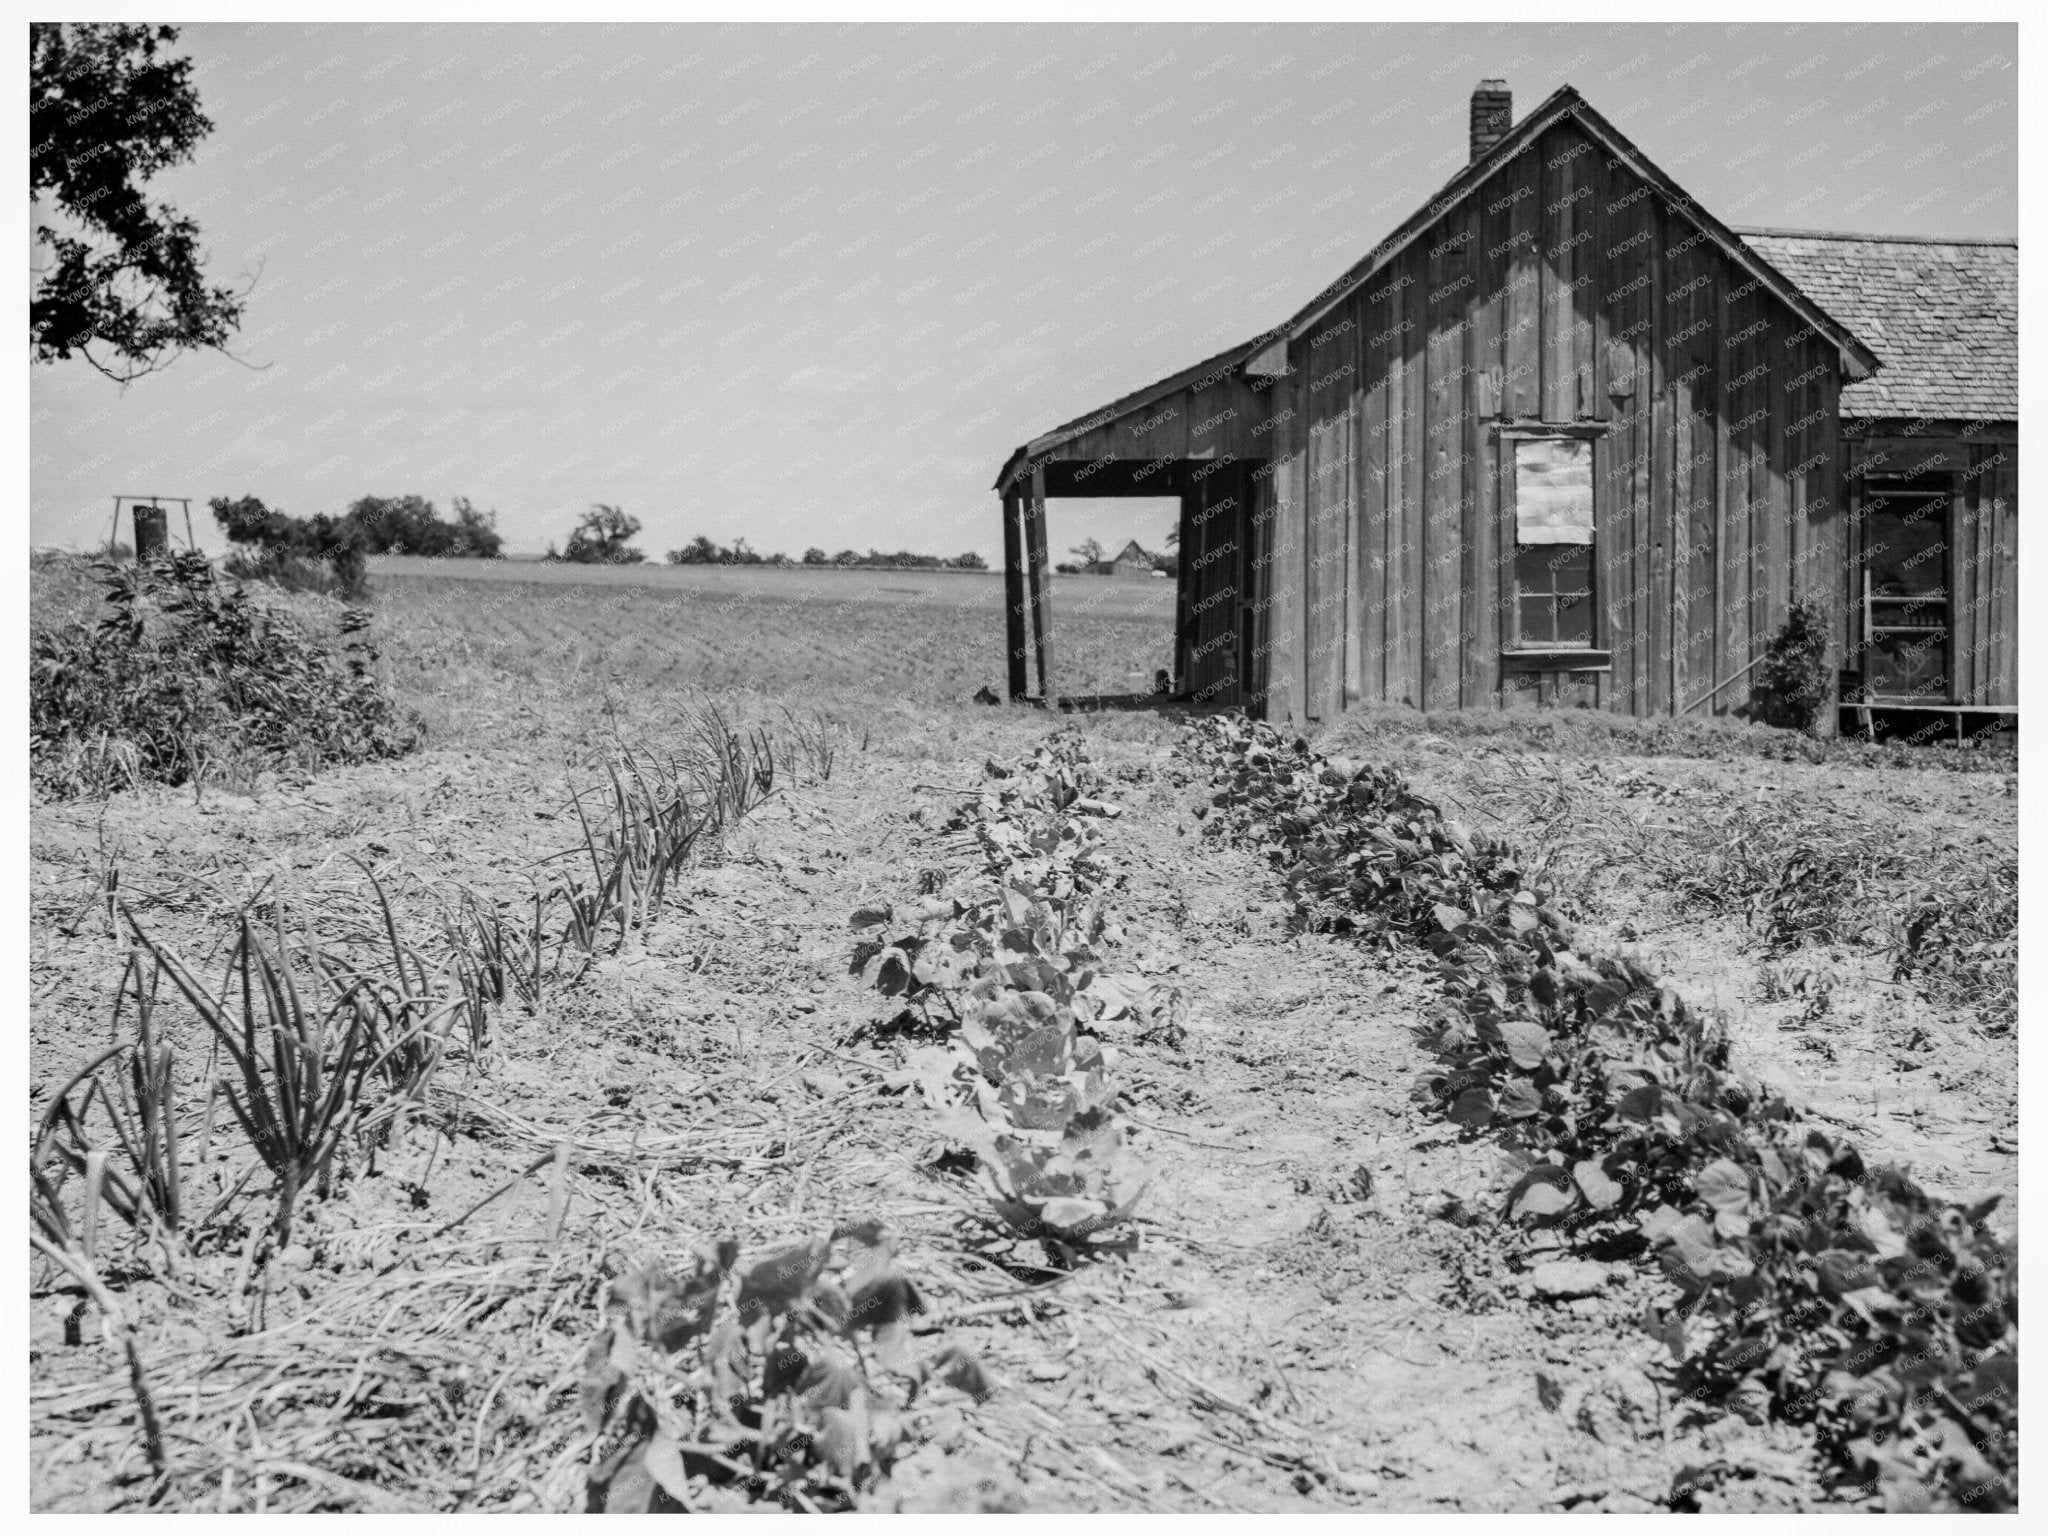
993,336,1285,495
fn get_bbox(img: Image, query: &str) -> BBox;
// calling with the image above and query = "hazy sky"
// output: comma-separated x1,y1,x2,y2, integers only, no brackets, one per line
30,21,2018,562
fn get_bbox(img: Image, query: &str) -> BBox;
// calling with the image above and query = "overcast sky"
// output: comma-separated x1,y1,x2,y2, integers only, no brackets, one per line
30,21,2018,562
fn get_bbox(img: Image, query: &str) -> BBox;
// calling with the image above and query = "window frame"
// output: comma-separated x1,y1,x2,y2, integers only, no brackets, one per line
1496,423,1610,668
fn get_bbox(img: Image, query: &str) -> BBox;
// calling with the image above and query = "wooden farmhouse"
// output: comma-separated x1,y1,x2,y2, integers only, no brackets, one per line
994,81,2018,734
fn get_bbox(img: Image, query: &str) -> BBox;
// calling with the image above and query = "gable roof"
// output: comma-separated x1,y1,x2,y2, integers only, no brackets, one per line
1278,85,1880,382
997,82,1890,491
1736,229,2016,423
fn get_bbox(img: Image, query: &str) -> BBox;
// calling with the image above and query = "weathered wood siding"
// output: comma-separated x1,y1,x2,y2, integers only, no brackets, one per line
1034,363,1273,474
1270,116,1849,723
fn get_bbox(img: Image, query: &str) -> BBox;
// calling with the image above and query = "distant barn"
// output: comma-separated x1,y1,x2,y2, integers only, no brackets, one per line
996,81,2016,735
1096,539,1156,577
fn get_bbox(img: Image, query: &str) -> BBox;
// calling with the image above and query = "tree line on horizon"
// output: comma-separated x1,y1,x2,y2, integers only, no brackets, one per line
178,496,988,593
549,504,986,570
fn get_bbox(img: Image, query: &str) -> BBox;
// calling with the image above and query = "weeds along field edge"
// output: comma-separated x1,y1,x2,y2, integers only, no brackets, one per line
1183,714,2015,1514
31,699,1016,1512
30,552,420,800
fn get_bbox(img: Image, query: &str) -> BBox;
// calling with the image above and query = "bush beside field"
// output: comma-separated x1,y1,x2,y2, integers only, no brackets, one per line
29,552,421,799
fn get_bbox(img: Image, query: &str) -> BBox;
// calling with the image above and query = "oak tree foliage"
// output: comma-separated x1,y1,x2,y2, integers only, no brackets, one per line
31,23,246,381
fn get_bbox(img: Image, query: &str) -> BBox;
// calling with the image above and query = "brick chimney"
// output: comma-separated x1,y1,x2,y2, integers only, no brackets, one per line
1470,80,1512,162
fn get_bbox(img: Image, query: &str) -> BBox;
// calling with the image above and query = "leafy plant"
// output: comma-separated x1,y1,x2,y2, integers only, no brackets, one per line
579,1225,991,1511
1752,598,1834,732
29,551,421,798
850,733,1162,1257
1186,712,2016,1512
31,23,244,380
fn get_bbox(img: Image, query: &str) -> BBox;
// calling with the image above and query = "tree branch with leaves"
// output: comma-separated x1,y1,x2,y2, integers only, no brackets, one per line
30,23,246,382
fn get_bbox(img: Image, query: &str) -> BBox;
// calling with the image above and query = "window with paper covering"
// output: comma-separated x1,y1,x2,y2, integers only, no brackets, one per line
1509,436,1595,649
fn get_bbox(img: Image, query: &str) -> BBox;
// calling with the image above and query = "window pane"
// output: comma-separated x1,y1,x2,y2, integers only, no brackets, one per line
1551,544,1593,593
1515,546,1557,597
1556,592,1593,644
1520,594,1554,646
1866,494,1947,597
1868,628,1949,699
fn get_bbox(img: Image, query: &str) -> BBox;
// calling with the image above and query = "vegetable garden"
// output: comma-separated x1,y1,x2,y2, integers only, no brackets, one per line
30,560,2017,1513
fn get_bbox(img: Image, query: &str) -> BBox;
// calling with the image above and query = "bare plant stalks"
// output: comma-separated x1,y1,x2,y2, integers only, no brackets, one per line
30,1177,167,1483
31,1235,168,1479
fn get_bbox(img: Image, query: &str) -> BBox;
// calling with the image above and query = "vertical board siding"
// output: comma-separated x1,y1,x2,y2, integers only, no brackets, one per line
1647,198,1675,715
1604,167,1653,717
1358,289,1391,703
1268,379,1305,721
1745,302,1771,714
1505,155,1543,420
1808,362,1843,727
1245,457,1277,717
1343,308,1367,706
1466,190,1507,709
1305,317,1350,718
1955,457,1980,704
1762,310,1794,642
1540,127,1577,424
1423,208,1468,712
1990,446,2017,706
1577,148,1609,708
1398,269,1427,707
1683,238,1720,713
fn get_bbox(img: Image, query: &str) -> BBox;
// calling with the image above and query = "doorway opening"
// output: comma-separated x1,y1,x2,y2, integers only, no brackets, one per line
999,457,1270,713
1041,497,1180,701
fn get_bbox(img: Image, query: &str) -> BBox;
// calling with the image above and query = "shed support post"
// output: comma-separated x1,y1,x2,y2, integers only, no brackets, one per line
1024,467,1055,705
1174,487,1196,693
1001,488,1028,701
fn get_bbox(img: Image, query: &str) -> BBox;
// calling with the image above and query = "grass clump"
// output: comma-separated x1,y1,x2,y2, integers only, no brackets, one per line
29,551,421,799
1315,697,2013,774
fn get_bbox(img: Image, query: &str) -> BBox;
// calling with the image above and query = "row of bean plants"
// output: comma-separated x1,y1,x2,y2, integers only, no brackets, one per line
851,730,1161,1257
1183,714,2014,1513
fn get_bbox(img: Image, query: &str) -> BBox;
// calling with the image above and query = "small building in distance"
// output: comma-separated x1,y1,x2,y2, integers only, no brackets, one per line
1096,539,1157,577
995,80,2016,738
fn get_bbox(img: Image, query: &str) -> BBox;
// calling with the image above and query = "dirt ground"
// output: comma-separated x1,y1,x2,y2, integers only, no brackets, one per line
28,563,2016,1511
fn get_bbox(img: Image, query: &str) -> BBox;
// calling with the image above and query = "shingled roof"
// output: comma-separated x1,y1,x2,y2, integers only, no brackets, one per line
1738,229,2017,424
